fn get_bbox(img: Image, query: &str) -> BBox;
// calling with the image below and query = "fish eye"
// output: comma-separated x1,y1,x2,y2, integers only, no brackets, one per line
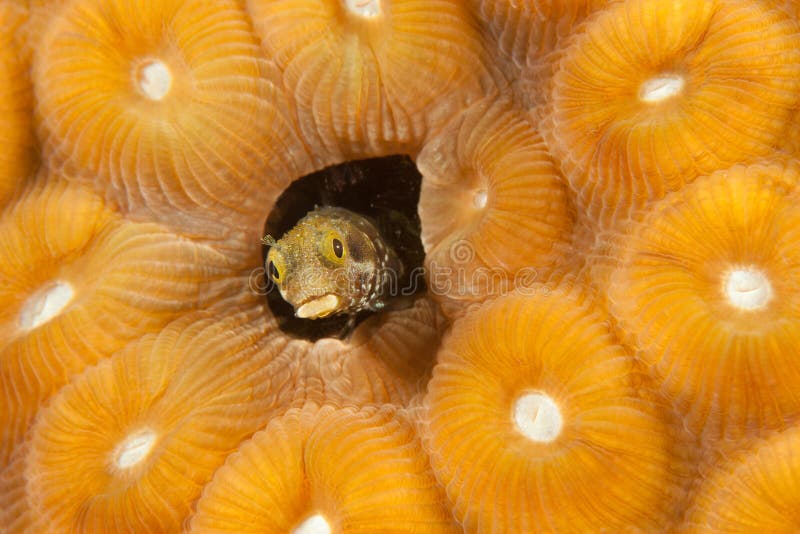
266,250,286,283
321,231,347,263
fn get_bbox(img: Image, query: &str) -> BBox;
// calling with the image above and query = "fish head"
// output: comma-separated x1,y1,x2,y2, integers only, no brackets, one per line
264,207,388,319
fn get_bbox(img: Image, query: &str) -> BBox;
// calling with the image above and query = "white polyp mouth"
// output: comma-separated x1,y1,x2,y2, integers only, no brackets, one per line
344,0,381,17
473,189,488,209
638,74,684,103
293,514,332,534
136,60,172,101
115,429,158,469
513,392,563,443
723,267,773,311
18,281,75,331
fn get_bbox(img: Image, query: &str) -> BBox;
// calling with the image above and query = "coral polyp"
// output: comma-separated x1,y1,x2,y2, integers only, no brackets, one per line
605,161,800,440
189,404,458,533
685,426,800,531
422,289,689,532
544,0,800,228
32,0,308,234
417,97,573,312
247,0,492,160
0,178,236,465
21,304,292,531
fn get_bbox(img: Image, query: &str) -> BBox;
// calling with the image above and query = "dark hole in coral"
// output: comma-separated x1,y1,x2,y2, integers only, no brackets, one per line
262,155,426,341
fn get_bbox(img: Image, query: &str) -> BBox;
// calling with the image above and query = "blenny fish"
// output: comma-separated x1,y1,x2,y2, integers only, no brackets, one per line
263,206,403,319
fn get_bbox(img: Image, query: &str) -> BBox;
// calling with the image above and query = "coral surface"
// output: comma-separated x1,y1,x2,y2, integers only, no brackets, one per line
2,0,800,532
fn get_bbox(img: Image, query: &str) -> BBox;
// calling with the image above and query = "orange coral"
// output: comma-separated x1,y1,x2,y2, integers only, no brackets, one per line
189,403,458,533
0,441,31,533
0,177,237,465
472,0,608,64
470,0,610,109
544,0,800,229
605,161,800,440
285,296,446,408
422,289,688,532
23,304,293,532
32,0,309,235
765,0,800,20
0,2,35,208
685,426,800,531
417,97,573,315
6,0,800,526
247,0,492,161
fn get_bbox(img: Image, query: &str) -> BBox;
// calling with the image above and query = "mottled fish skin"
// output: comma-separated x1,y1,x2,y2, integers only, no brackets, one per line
263,206,403,319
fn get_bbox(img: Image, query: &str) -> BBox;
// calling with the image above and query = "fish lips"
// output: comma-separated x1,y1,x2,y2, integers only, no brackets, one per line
294,294,342,319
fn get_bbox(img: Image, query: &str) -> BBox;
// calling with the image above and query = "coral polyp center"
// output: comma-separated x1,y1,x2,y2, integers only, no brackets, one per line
18,281,75,331
512,392,563,443
114,429,158,469
293,513,332,534
135,59,172,101
723,267,774,311
473,188,488,209
344,0,381,18
638,74,685,103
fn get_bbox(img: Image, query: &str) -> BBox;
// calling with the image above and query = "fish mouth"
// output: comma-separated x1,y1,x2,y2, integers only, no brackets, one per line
295,294,342,319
